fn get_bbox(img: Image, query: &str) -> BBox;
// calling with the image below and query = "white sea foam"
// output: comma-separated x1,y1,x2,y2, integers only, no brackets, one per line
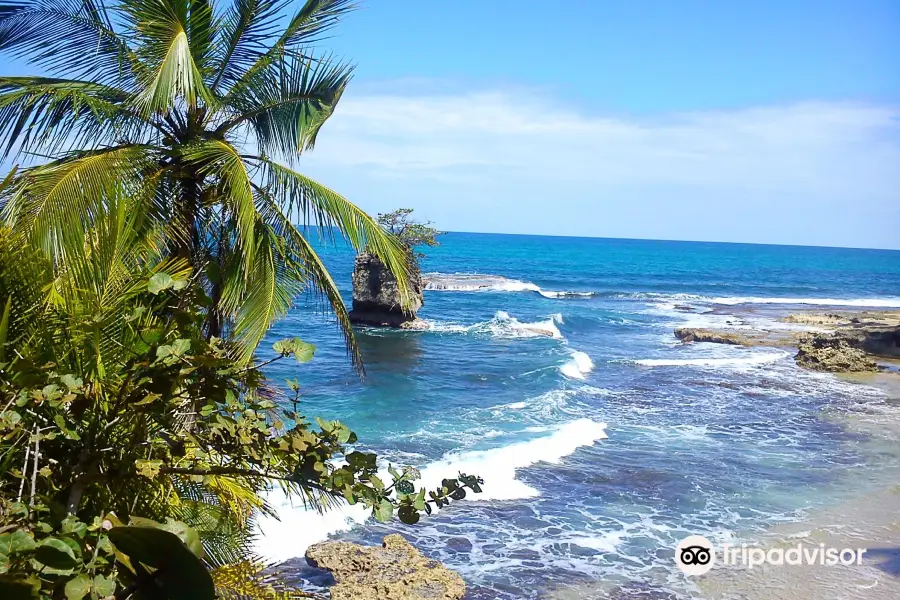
491,311,563,339
417,418,607,502
560,350,595,379
255,419,608,562
423,311,563,339
633,350,789,368
565,530,626,553
538,290,595,299
709,296,900,308
423,272,594,299
423,273,540,292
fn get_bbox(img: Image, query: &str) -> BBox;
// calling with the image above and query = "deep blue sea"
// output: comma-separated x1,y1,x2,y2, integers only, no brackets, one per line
257,233,900,599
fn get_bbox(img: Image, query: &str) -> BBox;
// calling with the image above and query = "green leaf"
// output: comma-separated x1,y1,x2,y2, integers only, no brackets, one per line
135,459,163,479
59,374,83,391
0,530,36,554
374,499,393,523
157,520,203,559
272,337,315,363
92,574,115,597
33,538,79,570
0,296,11,363
147,272,176,294
64,574,91,600
107,527,214,600
61,517,88,539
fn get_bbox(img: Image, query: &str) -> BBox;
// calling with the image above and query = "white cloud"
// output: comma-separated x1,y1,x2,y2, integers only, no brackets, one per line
300,85,900,248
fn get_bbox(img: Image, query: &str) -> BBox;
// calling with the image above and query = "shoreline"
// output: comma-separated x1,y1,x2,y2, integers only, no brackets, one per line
553,306,900,599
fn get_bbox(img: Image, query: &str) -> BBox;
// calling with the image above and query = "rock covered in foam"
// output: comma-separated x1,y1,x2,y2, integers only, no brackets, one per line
349,252,426,328
305,534,466,600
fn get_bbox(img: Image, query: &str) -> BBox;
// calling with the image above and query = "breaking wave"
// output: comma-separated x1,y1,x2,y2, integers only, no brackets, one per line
560,350,595,379
255,419,608,561
426,311,563,339
423,273,595,299
633,350,789,368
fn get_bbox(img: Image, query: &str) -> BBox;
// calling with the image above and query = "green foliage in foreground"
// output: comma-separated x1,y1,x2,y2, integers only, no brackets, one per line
0,1,483,597
0,241,482,598
0,0,416,368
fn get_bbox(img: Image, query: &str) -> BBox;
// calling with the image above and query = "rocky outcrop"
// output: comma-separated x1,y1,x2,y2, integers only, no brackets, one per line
349,253,425,328
675,327,762,346
305,534,466,600
794,333,879,372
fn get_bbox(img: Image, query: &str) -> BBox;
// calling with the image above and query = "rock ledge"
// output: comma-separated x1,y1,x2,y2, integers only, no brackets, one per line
305,534,466,600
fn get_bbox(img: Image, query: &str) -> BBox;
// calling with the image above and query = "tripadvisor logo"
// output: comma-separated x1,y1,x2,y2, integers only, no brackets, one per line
675,535,715,576
674,535,868,576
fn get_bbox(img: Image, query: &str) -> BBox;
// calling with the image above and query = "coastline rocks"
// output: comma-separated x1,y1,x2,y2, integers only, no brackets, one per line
305,534,466,600
794,334,879,372
674,327,760,346
349,253,425,328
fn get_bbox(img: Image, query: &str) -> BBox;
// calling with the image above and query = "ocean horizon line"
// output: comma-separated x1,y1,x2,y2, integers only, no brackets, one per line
433,229,900,253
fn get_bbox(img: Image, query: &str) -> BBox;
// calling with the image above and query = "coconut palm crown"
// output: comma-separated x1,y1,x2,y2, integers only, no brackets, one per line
0,0,412,366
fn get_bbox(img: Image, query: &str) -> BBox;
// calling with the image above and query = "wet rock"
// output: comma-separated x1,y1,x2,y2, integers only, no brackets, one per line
794,333,879,372
674,327,758,345
349,252,425,328
673,304,696,312
305,534,466,600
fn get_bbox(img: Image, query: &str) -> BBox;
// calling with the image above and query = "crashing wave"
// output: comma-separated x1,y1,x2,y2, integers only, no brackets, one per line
560,350,595,379
255,419,608,561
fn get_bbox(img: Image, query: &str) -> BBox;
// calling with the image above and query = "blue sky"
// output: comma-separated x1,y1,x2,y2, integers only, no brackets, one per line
294,0,899,249
3,1,898,248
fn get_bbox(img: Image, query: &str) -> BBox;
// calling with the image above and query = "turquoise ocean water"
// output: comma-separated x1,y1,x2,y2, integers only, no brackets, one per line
257,233,900,598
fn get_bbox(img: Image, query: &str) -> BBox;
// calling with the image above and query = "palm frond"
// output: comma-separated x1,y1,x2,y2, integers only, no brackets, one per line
252,155,414,310
218,53,352,159
212,560,326,599
180,139,256,272
0,76,161,159
219,0,356,99
253,185,362,371
209,0,289,92
122,0,212,113
0,0,141,88
2,145,158,263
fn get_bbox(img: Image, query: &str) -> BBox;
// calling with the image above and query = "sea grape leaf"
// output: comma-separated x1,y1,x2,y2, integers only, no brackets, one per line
272,338,315,363
107,527,214,600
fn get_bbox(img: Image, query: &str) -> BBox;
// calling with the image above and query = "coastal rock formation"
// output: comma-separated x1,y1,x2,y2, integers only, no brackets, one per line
305,534,466,600
794,333,879,372
349,253,426,328
674,327,761,346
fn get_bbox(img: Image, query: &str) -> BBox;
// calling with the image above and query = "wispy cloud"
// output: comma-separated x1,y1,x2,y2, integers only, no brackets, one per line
302,85,900,248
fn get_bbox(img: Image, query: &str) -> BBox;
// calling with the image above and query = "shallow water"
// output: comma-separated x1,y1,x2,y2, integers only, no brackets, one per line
257,233,900,598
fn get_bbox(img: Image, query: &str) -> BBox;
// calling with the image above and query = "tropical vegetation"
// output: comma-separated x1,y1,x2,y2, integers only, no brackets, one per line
376,208,442,260
0,1,481,598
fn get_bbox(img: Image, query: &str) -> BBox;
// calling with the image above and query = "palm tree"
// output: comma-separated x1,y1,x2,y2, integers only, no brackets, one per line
0,0,412,365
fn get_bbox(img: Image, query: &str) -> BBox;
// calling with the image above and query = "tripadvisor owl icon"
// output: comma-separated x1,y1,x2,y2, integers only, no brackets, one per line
675,535,716,576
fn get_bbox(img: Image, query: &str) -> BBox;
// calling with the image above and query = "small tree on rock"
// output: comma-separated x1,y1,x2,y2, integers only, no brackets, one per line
377,209,442,260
